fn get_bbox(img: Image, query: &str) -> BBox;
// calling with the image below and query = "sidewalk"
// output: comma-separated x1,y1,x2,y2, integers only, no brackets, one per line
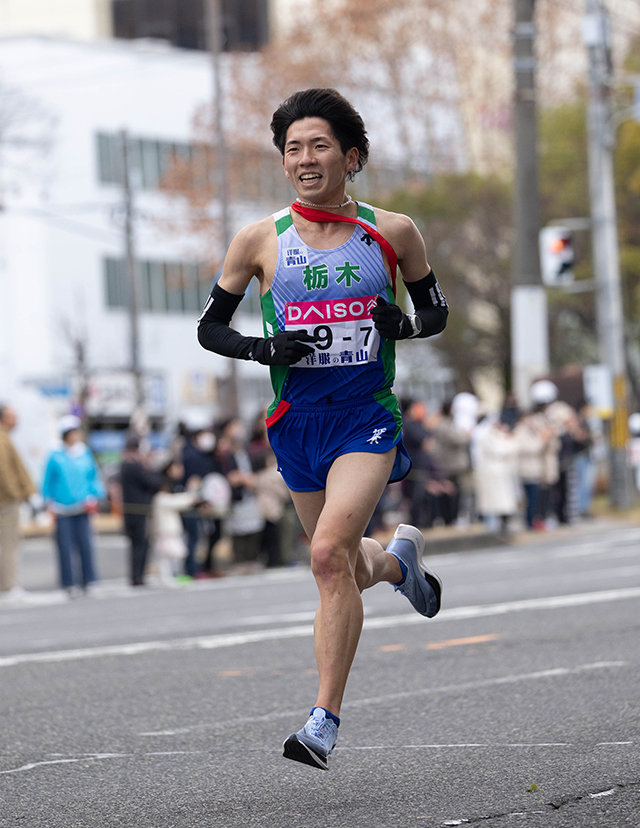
11,511,638,601
371,502,640,555
21,506,640,555
22,511,123,538
21,512,502,560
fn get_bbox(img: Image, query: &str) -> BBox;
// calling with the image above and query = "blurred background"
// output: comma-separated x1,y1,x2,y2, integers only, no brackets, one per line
1,0,640,511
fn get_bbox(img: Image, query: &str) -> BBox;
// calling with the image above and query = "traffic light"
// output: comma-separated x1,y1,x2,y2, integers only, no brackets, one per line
539,225,575,285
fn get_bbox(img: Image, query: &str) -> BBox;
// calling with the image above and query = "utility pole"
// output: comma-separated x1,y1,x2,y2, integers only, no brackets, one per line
206,0,239,418
120,129,144,412
584,0,633,508
511,0,548,408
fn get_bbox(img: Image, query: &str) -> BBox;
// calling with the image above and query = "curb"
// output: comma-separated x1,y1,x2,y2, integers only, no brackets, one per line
22,514,123,538
22,514,639,553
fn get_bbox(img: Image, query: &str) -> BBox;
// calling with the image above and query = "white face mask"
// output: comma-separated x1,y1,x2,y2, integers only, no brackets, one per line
68,443,85,457
197,432,216,452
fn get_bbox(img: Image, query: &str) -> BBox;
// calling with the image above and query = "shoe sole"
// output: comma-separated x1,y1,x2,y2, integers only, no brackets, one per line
420,565,442,618
392,525,442,618
282,734,329,770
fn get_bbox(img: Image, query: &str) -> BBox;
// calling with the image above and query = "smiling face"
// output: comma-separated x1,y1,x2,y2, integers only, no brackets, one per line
282,117,359,205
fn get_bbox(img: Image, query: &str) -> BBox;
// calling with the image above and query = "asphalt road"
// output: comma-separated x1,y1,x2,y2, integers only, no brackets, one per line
1,520,639,827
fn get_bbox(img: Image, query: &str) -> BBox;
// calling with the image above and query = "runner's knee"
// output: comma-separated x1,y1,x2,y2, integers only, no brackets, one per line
310,535,354,584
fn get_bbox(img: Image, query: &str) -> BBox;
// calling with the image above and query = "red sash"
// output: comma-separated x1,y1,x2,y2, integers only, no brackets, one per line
290,201,398,296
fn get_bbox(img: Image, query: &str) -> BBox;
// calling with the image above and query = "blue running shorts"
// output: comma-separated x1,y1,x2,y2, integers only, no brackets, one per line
267,396,412,492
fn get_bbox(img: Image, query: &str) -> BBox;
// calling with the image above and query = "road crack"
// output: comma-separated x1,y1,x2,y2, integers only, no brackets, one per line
443,779,639,825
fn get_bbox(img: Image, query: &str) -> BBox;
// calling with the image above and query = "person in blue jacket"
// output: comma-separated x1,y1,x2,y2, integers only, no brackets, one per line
41,415,105,596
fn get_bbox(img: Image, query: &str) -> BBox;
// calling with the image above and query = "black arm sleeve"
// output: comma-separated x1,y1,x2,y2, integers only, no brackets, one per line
197,283,262,360
404,269,449,338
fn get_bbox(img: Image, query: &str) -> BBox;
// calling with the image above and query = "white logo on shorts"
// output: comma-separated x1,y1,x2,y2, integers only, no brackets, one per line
367,427,388,445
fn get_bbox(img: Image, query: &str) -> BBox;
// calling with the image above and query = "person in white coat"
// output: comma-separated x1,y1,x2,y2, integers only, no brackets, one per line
474,417,519,534
150,460,200,586
513,410,558,530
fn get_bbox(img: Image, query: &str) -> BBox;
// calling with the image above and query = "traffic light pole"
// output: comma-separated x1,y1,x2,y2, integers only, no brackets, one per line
584,0,634,508
511,0,549,407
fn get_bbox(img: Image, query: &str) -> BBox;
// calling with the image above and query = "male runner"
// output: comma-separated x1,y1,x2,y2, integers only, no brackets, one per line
198,88,448,770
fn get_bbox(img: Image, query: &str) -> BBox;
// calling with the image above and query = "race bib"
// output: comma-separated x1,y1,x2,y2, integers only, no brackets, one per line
284,295,380,368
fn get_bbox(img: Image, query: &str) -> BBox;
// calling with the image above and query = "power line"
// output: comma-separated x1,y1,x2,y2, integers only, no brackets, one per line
4,205,120,242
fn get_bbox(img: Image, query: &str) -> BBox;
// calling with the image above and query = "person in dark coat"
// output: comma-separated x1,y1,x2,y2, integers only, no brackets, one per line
119,435,162,586
181,429,218,577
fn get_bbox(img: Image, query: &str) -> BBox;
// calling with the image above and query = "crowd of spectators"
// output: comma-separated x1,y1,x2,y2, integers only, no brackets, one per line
116,411,299,585
0,381,626,601
390,384,602,539
113,384,607,585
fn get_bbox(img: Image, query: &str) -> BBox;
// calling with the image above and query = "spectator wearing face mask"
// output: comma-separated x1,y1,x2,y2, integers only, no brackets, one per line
151,459,202,586
41,416,105,597
431,399,472,526
473,414,519,535
180,427,218,577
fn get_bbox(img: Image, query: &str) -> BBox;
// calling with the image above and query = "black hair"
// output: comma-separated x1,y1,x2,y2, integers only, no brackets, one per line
441,399,454,418
270,88,369,180
124,434,140,452
159,459,182,493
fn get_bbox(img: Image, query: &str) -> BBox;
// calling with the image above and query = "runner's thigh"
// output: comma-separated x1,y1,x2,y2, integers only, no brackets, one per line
316,450,395,546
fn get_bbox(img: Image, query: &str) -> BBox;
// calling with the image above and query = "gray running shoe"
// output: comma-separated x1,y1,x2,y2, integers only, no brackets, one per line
387,524,442,618
282,708,338,770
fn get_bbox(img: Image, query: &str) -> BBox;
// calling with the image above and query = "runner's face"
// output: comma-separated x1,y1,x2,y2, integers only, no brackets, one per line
282,117,358,203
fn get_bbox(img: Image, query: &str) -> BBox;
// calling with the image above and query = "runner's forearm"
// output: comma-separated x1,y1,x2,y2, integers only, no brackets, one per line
197,283,260,360
404,270,449,338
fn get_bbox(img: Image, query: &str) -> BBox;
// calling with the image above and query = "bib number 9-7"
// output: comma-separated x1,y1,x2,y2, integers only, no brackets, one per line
283,296,380,368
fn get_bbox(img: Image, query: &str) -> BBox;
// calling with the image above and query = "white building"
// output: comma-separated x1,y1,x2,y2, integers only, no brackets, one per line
0,35,273,477
0,0,112,40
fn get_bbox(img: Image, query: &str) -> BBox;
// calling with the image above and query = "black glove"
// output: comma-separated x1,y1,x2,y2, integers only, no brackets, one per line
370,296,420,340
251,330,316,365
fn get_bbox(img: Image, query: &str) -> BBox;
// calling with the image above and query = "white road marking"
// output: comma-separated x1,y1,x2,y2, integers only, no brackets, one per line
2,739,633,777
341,743,572,751
134,661,627,737
235,611,317,626
0,759,81,774
339,661,627,711
596,741,633,746
0,751,207,776
0,586,638,669
440,532,640,568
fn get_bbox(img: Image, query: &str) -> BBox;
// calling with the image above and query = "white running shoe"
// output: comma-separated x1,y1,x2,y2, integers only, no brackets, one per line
282,707,339,770
387,524,442,618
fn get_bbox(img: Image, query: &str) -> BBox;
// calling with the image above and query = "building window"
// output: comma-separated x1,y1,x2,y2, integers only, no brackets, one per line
96,132,196,190
96,130,293,206
104,256,212,314
111,0,269,53
105,256,128,307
